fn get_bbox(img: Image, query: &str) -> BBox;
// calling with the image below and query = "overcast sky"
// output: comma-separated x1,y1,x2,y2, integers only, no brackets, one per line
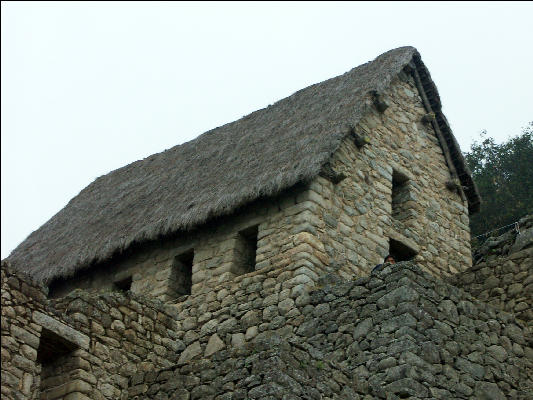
2,2,532,258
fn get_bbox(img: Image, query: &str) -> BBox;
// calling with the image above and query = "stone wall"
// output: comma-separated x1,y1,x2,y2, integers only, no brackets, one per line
2,263,49,399
313,73,471,280
130,335,360,400
128,262,532,399
49,184,330,301
1,261,182,400
450,215,533,327
3,255,532,399
3,67,485,400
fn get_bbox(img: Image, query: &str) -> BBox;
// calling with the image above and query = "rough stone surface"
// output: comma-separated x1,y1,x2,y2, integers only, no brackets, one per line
1,263,180,400
129,262,532,399
4,256,531,399
178,341,202,365
32,311,89,350
450,215,533,327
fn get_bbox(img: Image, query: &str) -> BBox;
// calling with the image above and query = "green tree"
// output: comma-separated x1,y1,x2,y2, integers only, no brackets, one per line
465,122,533,237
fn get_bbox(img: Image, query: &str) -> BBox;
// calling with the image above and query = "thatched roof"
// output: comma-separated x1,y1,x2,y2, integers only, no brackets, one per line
6,46,480,284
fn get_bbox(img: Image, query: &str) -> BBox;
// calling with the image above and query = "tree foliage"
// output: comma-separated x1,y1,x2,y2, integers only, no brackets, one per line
464,122,533,237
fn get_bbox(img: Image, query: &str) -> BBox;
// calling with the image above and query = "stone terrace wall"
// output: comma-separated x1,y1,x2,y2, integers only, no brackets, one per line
450,215,533,327
1,261,183,400
154,260,321,366
45,289,182,399
131,335,361,400
130,262,533,399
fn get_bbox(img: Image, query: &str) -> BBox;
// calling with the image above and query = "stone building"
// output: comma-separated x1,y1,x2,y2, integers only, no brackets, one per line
2,47,531,399
7,46,479,301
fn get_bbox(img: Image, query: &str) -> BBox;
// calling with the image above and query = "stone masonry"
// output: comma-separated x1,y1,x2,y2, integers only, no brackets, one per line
129,262,532,399
305,72,471,281
3,257,531,399
2,263,182,400
450,215,533,327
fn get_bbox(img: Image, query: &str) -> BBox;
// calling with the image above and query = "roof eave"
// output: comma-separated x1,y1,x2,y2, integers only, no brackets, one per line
410,53,481,214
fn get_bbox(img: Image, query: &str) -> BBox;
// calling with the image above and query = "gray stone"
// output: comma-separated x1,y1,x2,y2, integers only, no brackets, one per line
245,326,258,341
510,227,533,253
376,285,419,309
10,325,39,349
191,384,215,399
420,342,441,364
384,377,428,398
353,318,373,340
474,382,506,400
507,283,523,297
241,310,260,328
313,303,330,317
455,357,485,379
278,298,295,315
349,286,369,299
178,341,202,365
296,320,319,337
217,318,238,335
204,334,225,357
231,333,246,348
487,345,507,362
438,299,458,321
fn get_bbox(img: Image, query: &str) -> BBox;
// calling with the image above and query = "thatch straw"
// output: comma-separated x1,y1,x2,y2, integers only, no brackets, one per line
5,46,479,284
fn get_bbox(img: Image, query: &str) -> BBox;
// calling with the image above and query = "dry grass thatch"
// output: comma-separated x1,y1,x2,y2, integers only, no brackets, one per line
6,46,480,284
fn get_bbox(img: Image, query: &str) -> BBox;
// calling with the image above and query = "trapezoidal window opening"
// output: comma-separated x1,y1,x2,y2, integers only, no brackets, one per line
389,238,417,262
38,328,79,399
391,169,412,222
169,249,194,298
233,225,259,276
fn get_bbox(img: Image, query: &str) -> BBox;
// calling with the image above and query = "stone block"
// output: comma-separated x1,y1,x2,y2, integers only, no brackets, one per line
204,334,225,357
474,382,506,400
10,325,39,349
178,341,202,365
376,285,420,309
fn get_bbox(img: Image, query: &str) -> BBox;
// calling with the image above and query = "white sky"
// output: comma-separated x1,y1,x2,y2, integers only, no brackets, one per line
2,1,532,258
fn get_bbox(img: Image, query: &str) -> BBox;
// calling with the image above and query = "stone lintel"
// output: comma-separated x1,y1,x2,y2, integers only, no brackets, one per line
33,311,90,350
388,230,420,254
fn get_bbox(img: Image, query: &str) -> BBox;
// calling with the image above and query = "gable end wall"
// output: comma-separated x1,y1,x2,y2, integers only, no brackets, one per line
309,73,472,278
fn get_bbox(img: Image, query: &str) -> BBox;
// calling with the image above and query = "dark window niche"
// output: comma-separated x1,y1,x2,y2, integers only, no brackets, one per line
233,225,259,276
169,250,194,297
113,276,132,292
38,328,78,398
392,170,412,221
389,238,417,262
37,328,77,364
